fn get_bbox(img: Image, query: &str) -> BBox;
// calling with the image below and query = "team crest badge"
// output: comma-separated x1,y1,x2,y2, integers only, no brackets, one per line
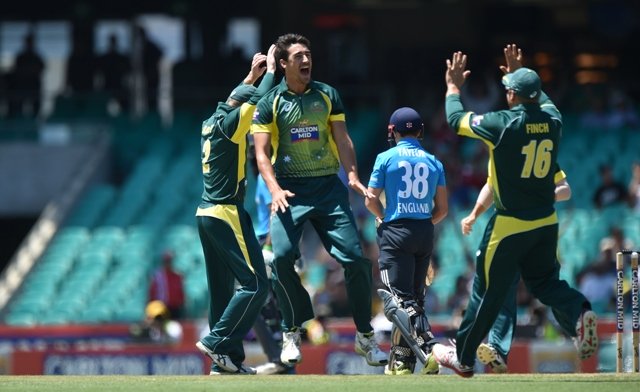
311,101,324,112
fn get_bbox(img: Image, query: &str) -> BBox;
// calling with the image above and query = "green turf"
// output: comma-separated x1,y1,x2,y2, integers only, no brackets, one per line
1,374,639,392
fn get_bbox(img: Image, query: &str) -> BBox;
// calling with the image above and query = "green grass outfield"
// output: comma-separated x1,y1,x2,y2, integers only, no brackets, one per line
2,374,639,392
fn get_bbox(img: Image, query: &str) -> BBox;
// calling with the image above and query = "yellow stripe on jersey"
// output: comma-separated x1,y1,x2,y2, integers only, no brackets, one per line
483,212,558,287
329,113,345,122
231,102,255,196
195,204,255,273
554,169,567,183
251,124,271,133
458,112,496,149
250,95,281,164
318,91,341,162
487,152,503,210
231,102,255,144
237,130,247,196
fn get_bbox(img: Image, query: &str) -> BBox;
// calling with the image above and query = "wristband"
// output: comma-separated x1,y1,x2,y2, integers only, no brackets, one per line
262,244,272,251
375,217,383,228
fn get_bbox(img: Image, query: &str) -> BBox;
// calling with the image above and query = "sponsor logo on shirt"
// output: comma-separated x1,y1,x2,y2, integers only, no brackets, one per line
290,124,319,142
252,110,260,121
471,115,484,127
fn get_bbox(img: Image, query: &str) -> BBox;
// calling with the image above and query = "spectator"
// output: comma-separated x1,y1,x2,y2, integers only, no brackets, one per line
579,89,611,130
599,226,635,256
7,31,44,117
130,300,184,344
607,89,639,129
135,26,162,112
65,29,95,97
446,275,471,316
592,164,628,209
577,251,617,313
96,33,131,113
460,72,501,114
148,250,186,320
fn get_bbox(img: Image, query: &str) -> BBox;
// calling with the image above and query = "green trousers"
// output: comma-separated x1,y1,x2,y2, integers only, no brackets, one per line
197,204,269,366
270,175,374,332
456,212,590,367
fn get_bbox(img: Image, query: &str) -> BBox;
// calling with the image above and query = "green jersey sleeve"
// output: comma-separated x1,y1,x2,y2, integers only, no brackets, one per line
446,94,505,147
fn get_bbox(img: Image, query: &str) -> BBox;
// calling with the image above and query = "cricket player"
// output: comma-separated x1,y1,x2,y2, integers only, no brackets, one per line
365,107,448,375
462,166,572,373
251,33,387,367
195,45,276,375
432,44,597,377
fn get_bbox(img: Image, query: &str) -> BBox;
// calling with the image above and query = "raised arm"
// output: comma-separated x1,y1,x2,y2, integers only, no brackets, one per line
445,51,471,97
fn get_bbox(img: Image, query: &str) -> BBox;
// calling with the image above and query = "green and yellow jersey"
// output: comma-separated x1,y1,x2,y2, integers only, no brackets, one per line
446,91,562,220
198,73,274,205
250,78,344,178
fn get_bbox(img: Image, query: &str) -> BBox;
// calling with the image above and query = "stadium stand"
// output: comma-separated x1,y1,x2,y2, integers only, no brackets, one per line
1,111,639,330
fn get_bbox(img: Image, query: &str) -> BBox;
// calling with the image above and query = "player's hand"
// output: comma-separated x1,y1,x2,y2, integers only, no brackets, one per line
271,188,295,214
248,52,268,83
266,44,277,73
500,44,523,74
445,51,471,89
349,180,374,199
460,214,476,235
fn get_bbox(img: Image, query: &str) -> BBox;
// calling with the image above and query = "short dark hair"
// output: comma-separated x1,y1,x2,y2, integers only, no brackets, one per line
274,33,311,68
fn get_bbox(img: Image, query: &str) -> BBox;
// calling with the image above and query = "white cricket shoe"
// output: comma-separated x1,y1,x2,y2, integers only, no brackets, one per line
431,343,474,378
575,310,598,360
196,341,238,373
355,331,388,366
281,329,302,365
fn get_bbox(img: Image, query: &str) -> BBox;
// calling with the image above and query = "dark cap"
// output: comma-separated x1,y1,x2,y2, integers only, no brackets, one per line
388,107,423,133
501,68,541,99
227,84,256,104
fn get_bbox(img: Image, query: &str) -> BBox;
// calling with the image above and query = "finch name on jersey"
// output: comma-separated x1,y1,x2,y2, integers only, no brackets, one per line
291,124,319,142
526,123,550,134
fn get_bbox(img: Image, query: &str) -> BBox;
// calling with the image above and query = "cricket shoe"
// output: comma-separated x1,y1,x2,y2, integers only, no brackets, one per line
255,361,295,375
575,310,598,360
355,331,388,366
431,343,474,378
196,341,238,373
210,363,256,375
281,328,302,365
476,343,507,373
384,361,413,375
421,352,440,375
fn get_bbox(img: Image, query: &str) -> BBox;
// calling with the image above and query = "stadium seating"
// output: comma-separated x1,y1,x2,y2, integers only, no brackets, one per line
2,114,639,326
